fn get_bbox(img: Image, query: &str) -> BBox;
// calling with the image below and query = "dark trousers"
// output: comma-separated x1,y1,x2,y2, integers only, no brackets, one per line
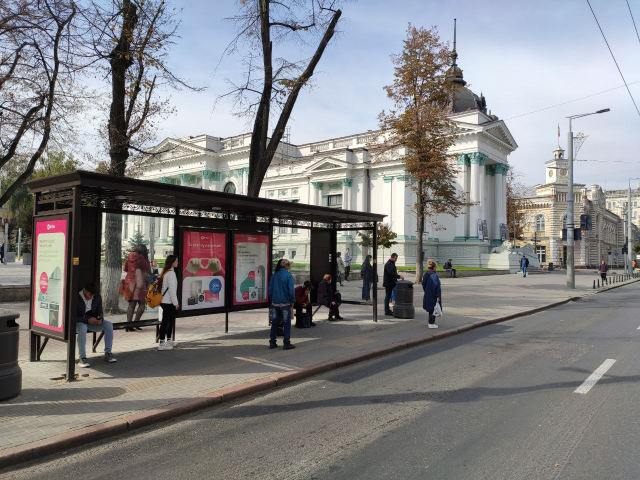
345,265,351,280
362,277,371,300
447,268,457,278
295,303,312,327
384,286,394,313
159,303,176,341
327,303,340,319
601,272,607,284
428,312,436,325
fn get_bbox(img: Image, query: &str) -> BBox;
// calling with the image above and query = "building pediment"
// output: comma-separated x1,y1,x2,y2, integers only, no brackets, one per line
306,157,349,172
482,122,518,150
150,138,206,160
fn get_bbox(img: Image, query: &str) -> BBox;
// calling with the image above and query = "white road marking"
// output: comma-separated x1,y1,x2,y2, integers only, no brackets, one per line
637,325,640,330
235,356,295,371
574,359,616,394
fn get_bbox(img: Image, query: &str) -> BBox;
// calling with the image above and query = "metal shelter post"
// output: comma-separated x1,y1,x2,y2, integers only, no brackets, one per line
372,222,378,323
66,186,82,382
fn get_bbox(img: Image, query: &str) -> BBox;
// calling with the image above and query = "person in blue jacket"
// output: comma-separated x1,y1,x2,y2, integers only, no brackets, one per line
268,258,296,350
520,255,529,277
422,260,442,329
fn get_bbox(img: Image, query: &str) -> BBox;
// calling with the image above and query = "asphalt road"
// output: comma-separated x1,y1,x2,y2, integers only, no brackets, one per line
7,283,640,480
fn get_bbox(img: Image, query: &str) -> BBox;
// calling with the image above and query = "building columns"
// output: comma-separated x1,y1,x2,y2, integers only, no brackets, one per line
468,152,487,238
311,182,323,206
383,176,394,230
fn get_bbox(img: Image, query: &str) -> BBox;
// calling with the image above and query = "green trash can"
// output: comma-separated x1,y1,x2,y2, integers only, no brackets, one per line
0,309,21,401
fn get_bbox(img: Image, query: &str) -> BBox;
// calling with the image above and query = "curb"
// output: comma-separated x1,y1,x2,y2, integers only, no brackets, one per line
2,278,638,470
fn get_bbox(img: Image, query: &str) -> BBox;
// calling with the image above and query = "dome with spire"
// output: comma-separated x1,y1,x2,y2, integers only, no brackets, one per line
447,19,489,115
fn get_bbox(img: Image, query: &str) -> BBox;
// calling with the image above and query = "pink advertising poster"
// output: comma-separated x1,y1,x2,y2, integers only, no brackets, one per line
181,230,226,310
233,233,269,306
31,217,68,336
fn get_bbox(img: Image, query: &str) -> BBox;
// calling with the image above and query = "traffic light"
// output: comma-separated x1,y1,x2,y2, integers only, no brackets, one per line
580,214,593,231
623,244,628,254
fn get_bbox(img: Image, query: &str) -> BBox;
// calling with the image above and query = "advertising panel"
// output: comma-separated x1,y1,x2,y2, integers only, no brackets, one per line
233,233,269,306
181,230,226,310
31,216,68,338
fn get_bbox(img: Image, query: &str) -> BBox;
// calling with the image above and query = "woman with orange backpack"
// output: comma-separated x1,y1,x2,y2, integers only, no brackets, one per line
157,255,179,351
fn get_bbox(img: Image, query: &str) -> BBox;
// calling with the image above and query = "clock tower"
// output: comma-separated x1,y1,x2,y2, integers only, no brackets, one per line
545,147,569,184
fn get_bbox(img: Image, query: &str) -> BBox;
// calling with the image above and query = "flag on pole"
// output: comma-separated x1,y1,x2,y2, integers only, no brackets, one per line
558,124,560,138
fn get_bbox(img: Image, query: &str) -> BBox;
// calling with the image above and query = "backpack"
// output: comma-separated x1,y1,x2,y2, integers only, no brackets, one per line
145,276,167,308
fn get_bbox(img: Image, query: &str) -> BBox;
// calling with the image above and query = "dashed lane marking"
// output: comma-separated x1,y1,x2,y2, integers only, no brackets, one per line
574,359,616,394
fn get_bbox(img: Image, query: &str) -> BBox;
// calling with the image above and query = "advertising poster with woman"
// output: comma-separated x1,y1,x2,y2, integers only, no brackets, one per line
181,230,226,310
31,217,68,337
233,233,269,305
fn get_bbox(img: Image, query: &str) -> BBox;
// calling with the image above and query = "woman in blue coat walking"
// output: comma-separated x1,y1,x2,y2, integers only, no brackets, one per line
422,259,442,329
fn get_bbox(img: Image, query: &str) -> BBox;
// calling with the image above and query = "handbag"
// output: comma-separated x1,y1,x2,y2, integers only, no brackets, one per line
433,303,443,317
119,279,133,301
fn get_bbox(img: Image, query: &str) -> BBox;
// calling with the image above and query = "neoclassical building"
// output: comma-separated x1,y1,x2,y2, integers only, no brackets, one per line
519,147,636,268
118,46,519,267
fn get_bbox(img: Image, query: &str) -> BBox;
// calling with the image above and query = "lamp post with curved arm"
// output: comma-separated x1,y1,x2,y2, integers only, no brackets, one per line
566,108,610,289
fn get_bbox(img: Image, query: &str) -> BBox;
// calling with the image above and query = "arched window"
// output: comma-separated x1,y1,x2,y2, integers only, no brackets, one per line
535,214,546,232
223,182,236,194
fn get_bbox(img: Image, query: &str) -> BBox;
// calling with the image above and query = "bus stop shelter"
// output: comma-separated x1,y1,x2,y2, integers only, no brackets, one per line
26,170,385,381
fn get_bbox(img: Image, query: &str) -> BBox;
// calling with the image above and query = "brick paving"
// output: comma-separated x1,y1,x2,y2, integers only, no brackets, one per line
0,269,632,452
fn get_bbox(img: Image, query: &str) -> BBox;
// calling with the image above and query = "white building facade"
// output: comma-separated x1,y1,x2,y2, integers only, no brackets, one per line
121,52,519,267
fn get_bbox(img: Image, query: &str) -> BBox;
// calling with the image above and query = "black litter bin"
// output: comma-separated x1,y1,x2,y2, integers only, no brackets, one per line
393,280,415,319
0,309,21,401
548,262,554,271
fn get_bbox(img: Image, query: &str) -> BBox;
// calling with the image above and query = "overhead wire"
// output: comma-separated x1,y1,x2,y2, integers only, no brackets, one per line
586,0,640,117
626,0,640,47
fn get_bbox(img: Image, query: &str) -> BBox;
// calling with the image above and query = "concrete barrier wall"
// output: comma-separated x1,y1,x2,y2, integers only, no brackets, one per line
0,286,30,302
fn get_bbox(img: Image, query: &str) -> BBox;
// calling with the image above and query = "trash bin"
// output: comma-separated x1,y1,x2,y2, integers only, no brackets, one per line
548,262,554,271
393,280,415,319
0,309,21,401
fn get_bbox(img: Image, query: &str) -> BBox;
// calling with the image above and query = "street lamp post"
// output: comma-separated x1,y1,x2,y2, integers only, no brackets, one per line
566,108,610,289
628,177,640,274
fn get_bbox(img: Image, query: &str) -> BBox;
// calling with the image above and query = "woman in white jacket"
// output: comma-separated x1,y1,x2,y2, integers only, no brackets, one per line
158,255,179,351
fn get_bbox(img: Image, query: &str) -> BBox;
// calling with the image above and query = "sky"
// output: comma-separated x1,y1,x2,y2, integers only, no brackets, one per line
116,0,640,190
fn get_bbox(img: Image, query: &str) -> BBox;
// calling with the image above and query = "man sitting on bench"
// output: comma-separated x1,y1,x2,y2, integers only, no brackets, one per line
76,282,117,367
443,259,457,278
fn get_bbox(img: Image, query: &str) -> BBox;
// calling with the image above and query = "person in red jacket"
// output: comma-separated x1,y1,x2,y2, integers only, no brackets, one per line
123,245,151,330
294,281,315,328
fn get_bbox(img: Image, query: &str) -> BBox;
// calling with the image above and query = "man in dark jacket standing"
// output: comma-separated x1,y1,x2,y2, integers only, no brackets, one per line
76,282,117,368
383,253,403,316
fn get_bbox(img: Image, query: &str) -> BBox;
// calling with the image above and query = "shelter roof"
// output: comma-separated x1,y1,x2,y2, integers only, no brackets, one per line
26,170,385,225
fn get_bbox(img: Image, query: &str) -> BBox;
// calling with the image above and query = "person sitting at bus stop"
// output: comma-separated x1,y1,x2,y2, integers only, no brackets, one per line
294,280,315,328
318,274,343,321
76,282,117,367
269,259,296,350
443,259,457,278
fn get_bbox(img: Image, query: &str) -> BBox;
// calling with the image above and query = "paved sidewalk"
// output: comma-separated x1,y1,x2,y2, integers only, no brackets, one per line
0,269,636,466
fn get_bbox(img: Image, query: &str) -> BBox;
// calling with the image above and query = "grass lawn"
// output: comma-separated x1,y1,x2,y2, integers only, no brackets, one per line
397,265,495,272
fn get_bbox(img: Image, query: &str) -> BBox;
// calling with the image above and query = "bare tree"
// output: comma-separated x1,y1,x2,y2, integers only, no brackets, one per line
82,0,201,311
0,0,79,206
221,0,343,197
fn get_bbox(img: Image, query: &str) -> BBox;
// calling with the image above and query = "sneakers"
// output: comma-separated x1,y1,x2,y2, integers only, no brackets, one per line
335,315,344,320
385,311,394,316
78,357,90,368
104,352,117,363
166,339,177,348
269,343,278,349
428,324,439,329
283,343,296,350
158,341,173,351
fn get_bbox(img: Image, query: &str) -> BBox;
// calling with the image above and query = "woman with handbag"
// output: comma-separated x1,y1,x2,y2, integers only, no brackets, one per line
422,259,442,329
158,255,179,351
123,245,151,331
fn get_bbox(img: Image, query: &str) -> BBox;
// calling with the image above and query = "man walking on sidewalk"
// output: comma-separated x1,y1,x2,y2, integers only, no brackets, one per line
599,260,608,285
268,259,296,350
383,253,403,316
520,255,529,277
344,248,352,281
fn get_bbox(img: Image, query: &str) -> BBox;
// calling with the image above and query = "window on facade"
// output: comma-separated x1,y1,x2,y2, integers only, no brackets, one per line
536,246,546,263
223,182,236,194
608,202,611,209
290,250,297,259
328,194,343,208
278,226,288,234
290,200,299,233
634,212,637,218
535,215,546,232
562,215,567,229
276,250,286,260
